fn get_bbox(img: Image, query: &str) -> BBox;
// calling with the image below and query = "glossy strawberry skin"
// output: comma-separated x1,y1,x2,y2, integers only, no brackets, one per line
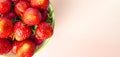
30,0,49,10
12,41,20,53
15,1,30,16
13,21,32,41
30,0,49,11
0,38,12,54
16,40,36,57
0,17,13,38
22,8,42,26
36,22,53,40
0,0,11,14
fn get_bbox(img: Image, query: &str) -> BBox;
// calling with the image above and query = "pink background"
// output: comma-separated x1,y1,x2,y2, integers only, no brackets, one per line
34,0,120,57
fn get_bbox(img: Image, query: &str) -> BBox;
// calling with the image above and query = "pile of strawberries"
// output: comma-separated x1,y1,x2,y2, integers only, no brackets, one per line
0,0,53,57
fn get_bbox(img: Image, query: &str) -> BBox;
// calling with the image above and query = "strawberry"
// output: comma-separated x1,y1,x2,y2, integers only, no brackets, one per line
8,36,13,41
41,10,48,22
0,17,13,38
15,1,30,16
3,12,17,19
26,0,30,2
0,38,12,54
30,35,44,45
12,41,20,53
13,21,32,41
22,8,42,26
0,0,11,14
11,0,19,4
36,22,53,40
16,40,36,57
30,0,49,11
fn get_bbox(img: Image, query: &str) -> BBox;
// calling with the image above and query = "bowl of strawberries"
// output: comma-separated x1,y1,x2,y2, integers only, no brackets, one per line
0,0,54,57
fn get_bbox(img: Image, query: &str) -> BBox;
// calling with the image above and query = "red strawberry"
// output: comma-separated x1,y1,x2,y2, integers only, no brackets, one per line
30,35,44,45
12,41,20,53
7,37,13,41
36,22,53,40
26,0,30,2
24,0,30,2
0,0,11,14
11,0,19,4
22,8,42,26
0,38,12,54
13,21,32,41
0,17,13,38
30,0,49,11
41,10,48,22
15,1,30,16
16,40,36,57
3,12,17,19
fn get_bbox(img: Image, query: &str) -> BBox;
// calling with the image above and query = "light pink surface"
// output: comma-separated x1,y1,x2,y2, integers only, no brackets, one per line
34,0,120,57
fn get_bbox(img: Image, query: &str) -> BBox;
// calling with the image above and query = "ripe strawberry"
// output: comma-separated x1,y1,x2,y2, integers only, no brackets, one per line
13,21,32,41
30,0,49,11
22,8,42,26
41,10,48,22
36,22,53,40
15,1,30,16
12,41,20,53
8,36,13,41
25,0,30,2
30,35,44,45
0,17,13,38
11,0,19,4
16,40,36,57
0,38,12,54
3,12,17,19
0,0,11,14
